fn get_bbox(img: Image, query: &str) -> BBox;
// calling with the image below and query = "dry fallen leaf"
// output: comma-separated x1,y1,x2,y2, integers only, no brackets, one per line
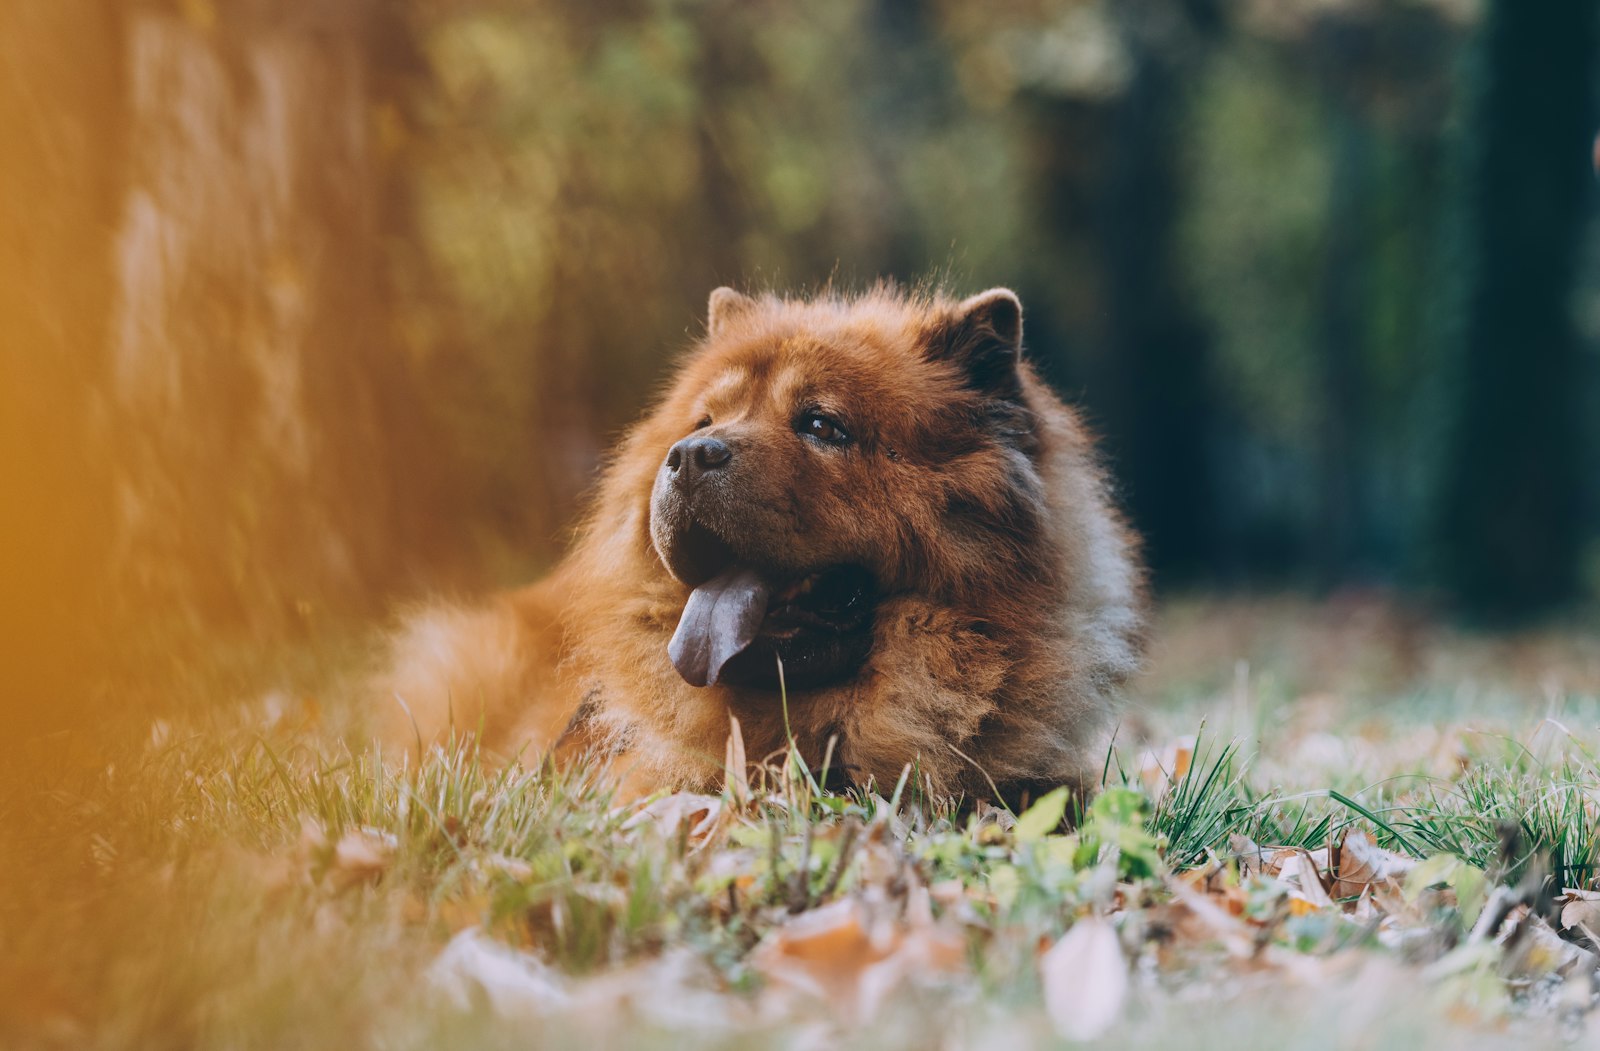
1501,912,1597,980
1229,832,1266,879
334,830,394,877
1263,846,1330,880
622,792,725,845
1559,889,1600,947
567,948,749,1033
429,927,567,1018
750,897,966,1024
1330,829,1414,902
1352,886,1380,923
1275,852,1335,913
299,820,397,892
1040,915,1128,1041
1161,882,1255,958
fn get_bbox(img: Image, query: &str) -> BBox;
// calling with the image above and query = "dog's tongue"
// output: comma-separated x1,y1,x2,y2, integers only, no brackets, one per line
668,565,770,688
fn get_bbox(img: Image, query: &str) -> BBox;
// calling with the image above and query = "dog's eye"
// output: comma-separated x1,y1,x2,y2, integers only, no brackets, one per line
797,411,850,446
693,415,712,431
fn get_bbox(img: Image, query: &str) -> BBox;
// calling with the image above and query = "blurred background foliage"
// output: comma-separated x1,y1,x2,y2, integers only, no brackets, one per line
2,0,1597,735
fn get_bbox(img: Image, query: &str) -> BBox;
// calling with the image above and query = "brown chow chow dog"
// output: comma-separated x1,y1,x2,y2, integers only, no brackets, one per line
378,285,1146,804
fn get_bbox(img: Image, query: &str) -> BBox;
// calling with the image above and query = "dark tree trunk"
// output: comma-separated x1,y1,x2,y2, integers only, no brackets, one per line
1434,0,1597,617
1313,101,1372,587
1094,24,1219,585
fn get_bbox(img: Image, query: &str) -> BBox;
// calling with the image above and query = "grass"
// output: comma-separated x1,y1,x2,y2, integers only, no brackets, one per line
4,597,1600,1049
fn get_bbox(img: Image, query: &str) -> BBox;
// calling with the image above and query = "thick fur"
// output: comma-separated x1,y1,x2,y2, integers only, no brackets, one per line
375,286,1146,801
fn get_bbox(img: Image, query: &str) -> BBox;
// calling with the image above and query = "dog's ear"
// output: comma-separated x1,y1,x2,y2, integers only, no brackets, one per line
929,288,1024,399
707,287,757,338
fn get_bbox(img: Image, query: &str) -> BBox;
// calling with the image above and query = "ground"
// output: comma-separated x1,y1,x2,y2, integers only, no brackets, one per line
4,596,1600,1049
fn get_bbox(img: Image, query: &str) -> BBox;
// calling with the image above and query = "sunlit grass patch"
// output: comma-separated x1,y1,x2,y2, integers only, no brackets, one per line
8,635,1600,1048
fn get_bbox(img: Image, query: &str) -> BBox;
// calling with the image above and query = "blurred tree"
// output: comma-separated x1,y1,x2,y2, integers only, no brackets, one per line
1434,0,1597,616
1298,6,1461,586
945,0,1224,585
106,0,460,633
1091,0,1223,584
1181,1,1468,589
0,0,123,739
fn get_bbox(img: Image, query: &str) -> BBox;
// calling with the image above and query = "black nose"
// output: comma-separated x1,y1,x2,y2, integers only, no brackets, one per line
665,435,732,485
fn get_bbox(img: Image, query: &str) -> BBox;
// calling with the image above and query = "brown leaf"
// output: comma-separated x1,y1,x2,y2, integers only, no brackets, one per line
429,928,567,1017
1276,852,1335,912
1262,845,1330,880
330,828,396,890
1559,891,1600,947
1352,886,1380,923
299,820,396,892
1502,912,1598,979
1229,833,1266,878
622,792,725,845
1040,915,1128,1040
750,897,965,1024
753,898,884,977
568,948,749,1033
1330,829,1414,902
1162,882,1255,958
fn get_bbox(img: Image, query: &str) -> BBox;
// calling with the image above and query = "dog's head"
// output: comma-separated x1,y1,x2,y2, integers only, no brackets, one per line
643,286,1046,691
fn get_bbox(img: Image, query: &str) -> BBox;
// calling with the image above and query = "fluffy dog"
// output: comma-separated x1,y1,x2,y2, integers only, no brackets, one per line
378,285,1146,803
